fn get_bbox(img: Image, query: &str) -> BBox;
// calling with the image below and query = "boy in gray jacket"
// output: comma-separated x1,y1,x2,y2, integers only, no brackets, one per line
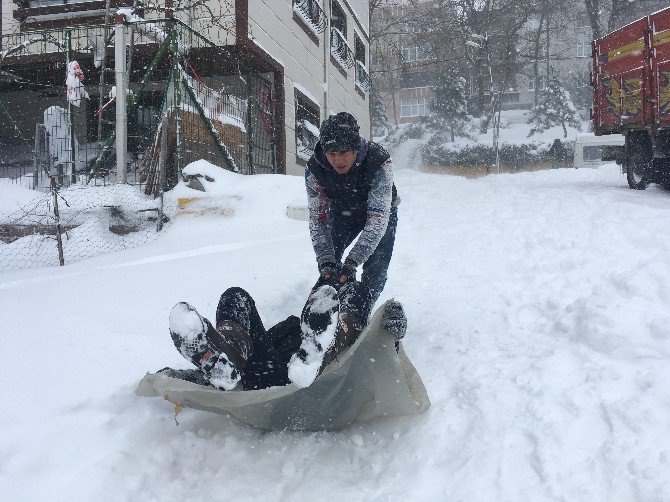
305,112,399,305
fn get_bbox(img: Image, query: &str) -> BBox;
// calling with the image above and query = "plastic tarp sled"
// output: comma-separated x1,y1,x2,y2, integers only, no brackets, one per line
137,301,431,431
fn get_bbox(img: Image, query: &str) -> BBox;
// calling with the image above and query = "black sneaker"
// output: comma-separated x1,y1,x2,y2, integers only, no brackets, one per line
287,285,340,388
169,302,250,391
157,367,210,386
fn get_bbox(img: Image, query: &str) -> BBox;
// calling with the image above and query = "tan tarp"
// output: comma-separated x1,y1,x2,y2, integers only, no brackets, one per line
137,301,430,431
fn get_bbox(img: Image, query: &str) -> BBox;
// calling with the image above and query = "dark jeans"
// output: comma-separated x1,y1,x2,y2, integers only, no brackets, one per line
215,283,373,390
215,287,298,390
330,208,397,305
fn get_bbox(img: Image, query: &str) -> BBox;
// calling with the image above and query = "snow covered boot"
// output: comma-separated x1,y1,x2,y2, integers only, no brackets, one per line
287,285,340,388
169,302,252,391
324,281,372,365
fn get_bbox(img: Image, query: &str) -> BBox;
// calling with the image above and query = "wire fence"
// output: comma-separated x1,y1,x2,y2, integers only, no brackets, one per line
0,181,165,272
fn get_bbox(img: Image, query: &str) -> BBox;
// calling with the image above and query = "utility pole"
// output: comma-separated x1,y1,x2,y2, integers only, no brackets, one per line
468,32,500,174
115,20,128,184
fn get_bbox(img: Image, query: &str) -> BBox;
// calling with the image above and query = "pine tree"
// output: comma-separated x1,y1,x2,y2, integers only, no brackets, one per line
528,78,582,138
432,68,470,142
370,85,392,137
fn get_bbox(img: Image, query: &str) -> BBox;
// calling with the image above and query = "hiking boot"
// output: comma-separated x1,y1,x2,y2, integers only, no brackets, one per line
287,285,340,388
169,302,251,391
327,305,366,361
211,320,253,390
322,281,371,363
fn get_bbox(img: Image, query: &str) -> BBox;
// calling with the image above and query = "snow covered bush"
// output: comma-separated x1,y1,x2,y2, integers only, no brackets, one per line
420,140,574,171
528,78,582,138
380,122,428,150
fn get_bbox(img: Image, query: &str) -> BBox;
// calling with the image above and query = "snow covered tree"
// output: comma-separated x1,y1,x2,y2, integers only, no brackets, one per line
431,68,470,142
583,0,666,42
370,85,393,137
528,77,581,138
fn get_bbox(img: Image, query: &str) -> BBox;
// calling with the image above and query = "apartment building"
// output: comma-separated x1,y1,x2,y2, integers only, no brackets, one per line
245,0,371,174
371,2,439,126
372,0,669,127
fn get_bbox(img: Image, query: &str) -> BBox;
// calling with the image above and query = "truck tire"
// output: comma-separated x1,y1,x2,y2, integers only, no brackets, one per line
625,134,652,190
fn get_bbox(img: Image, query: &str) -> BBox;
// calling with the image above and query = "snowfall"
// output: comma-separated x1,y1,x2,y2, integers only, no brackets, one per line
2,142,670,501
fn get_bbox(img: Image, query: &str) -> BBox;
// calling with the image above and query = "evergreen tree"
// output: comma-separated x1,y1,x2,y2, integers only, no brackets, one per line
370,85,392,138
432,68,470,142
528,78,582,138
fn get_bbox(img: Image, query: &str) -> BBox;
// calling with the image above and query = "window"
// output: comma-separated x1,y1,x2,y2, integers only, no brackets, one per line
577,39,590,58
292,0,326,35
402,44,428,62
295,90,320,161
400,98,430,117
399,20,419,33
354,34,365,67
330,2,354,69
354,34,370,92
331,1,347,38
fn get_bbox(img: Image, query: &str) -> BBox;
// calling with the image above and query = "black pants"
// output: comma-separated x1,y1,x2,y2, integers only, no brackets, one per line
215,282,373,390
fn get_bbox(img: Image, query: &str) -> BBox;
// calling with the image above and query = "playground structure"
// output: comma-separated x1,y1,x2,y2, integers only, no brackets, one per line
0,16,279,193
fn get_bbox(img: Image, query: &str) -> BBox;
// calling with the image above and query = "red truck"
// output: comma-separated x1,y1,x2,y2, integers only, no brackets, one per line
592,6,670,189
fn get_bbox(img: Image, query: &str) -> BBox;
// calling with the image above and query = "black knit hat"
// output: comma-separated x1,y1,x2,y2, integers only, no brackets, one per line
319,112,361,153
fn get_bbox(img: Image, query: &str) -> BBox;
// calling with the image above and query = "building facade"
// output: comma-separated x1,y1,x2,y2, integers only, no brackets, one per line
1,0,371,176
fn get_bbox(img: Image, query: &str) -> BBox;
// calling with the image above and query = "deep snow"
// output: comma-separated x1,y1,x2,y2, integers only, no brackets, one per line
1,162,670,501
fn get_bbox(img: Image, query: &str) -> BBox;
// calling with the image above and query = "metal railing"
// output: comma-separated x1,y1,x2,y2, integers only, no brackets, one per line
355,60,371,92
330,28,355,68
292,0,326,34
296,118,319,161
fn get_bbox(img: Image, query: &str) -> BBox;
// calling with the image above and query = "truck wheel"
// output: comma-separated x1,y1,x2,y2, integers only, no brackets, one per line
652,158,670,189
626,152,649,189
625,139,651,190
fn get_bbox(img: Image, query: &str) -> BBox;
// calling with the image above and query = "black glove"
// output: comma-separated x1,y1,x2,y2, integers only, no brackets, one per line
338,259,357,284
319,261,338,280
313,262,338,291
382,300,407,342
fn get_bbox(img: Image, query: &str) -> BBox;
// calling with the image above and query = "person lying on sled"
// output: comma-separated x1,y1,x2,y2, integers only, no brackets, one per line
163,277,407,391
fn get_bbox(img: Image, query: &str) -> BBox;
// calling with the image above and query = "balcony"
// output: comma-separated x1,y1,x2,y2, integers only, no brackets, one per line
355,60,370,92
330,28,354,69
13,0,133,27
292,0,327,35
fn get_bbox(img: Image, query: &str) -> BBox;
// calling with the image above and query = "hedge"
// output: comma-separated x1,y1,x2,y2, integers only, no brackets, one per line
420,139,574,170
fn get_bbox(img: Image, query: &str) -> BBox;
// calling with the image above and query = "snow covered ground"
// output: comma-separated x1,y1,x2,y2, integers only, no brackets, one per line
2,162,670,501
